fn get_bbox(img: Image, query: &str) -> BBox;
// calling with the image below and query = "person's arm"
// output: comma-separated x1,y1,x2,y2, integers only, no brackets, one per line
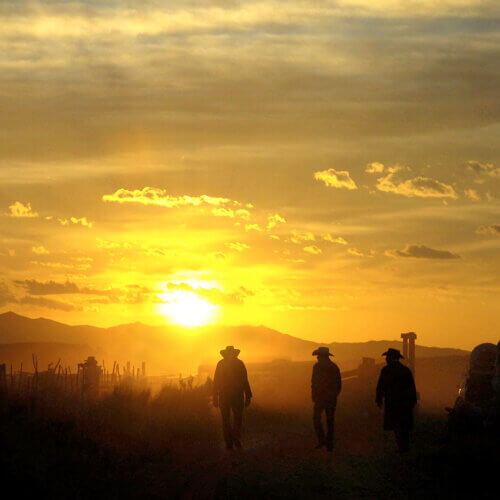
213,362,221,407
375,369,385,408
241,362,252,405
311,364,318,403
408,369,417,407
335,364,342,395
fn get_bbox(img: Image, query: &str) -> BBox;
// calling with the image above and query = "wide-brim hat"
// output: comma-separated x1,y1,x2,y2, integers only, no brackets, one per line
312,347,333,357
382,348,404,359
221,345,240,357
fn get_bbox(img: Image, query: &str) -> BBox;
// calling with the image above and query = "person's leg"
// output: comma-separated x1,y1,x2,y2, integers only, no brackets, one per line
325,407,335,451
231,398,244,448
394,428,410,453
220,405,233,449
313,406,325,447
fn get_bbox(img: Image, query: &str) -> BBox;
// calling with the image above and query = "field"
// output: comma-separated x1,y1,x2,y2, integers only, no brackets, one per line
0,356,496,499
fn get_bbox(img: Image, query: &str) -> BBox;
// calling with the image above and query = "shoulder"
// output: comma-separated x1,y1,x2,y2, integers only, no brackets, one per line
216,359,224,368
400,364,413,376
330,361,340,371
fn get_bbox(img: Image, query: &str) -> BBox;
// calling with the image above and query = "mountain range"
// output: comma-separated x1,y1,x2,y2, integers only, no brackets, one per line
0,311,469,374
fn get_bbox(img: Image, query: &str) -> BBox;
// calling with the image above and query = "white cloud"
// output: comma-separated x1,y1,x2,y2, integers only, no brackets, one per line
290,230,315,244
32,246,49,255
376,174,458,199
267,213,286,230
304,245,322,255
228,242,251,252
103,187,241,209
365,162,385,173
348,248,364,257
314,169,357,190
7,201,39,218
323,234,347,245
464,189,481,201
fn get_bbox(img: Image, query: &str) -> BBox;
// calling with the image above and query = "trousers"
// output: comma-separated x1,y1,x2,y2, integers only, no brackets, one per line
394,428,410,453
220,395,244,448
313,405,336,446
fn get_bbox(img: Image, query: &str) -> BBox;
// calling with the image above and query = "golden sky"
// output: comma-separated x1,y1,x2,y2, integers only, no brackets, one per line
0,1,498,349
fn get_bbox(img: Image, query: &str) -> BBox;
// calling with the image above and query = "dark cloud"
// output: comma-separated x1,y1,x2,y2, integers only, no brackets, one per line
387,245,460,260
376,174,458,199
476,224,500,236
165,282,254,305
0,281,16,307
466,160,499,177
19,295,78,312
14,279,80,295
14,279,115,296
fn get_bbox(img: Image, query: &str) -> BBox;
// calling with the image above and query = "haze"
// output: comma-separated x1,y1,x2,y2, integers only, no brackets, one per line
0,1,499,350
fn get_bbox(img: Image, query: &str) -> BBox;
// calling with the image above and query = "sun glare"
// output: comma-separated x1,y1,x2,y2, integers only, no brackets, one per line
158,290,218,327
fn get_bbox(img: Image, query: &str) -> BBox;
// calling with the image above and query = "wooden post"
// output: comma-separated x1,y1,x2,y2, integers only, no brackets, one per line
401,332,417,374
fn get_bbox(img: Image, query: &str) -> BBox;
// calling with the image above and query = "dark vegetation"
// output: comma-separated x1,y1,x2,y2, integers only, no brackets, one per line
0,369,496,499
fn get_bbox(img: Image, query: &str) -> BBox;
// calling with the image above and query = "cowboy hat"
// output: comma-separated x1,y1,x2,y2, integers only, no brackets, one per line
220,345,240,357
382,348,404,359
312,347,333,357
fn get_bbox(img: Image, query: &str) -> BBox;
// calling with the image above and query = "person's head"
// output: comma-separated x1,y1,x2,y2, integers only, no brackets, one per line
220,345,240,359
382,348,403,365
312,347,333,361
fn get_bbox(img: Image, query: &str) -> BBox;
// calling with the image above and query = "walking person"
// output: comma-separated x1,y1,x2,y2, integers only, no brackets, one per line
311,347,342,451
376,348,417,453
213,346,252,450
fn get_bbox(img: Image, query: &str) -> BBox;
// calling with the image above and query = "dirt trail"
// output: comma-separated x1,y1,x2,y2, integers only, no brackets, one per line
177,407,386,499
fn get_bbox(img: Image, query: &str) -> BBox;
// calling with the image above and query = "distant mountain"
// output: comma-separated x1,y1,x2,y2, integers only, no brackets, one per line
0,312,469,374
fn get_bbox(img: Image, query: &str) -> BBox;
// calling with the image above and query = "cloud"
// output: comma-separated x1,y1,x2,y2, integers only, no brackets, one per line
314,169,357,190
476,224,500,236
304,245,322,255
323,234,347,245
464,189,481,201
245,224,263,232
58,217,94,228
7,201,39,218
0,281,16,307
348,248,364,257
290,231,315,243
283,304,347,312
386,244,460,259
163,282,254,306
228,242,250,252
365,162,385,173
14,279,80,295
14,279,115,297
466,161,499,178
103,187,242,209
19,295,78,312
267,213,286,230
32,246,49,255
376,174,458,199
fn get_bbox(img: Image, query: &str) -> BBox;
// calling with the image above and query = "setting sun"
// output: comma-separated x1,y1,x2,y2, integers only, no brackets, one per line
158,290,219,327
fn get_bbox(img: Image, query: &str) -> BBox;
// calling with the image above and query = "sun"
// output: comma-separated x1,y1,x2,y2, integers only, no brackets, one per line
157,290,218,327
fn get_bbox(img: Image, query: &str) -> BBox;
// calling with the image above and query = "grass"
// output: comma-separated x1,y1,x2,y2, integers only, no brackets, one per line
0,382,497,498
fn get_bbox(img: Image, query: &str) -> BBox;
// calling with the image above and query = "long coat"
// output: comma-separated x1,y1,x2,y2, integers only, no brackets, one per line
213,357,252,406
376,362,417,431
311,359,342,408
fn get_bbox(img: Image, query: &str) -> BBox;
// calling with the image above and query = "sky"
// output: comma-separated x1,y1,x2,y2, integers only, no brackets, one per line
0,0,498,349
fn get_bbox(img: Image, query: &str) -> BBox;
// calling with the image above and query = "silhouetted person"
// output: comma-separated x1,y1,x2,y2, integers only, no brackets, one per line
311,347,341,451
376,348,417,453
213,346,252,450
